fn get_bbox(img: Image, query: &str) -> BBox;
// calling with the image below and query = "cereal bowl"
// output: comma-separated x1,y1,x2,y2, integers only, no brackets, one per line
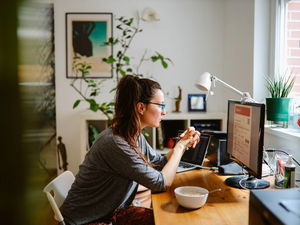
174,186,208,209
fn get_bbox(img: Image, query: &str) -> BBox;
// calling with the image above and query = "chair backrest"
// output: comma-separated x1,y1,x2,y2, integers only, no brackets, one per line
43,170,75,222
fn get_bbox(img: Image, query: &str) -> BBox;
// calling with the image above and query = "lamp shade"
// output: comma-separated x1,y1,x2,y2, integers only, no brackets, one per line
195,72,212,91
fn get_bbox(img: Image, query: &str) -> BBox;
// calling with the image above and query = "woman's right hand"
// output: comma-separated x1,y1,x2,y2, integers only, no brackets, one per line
176,127,201,150
162,127,201,189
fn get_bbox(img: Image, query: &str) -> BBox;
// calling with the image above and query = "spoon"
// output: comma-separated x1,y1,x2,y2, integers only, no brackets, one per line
209,188,222,194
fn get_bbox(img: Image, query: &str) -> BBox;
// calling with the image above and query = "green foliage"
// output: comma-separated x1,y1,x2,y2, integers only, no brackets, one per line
151,52,172,69
102,16,173,79
89,124,100,145
70,16,173,120
70,59,113,119
265,73,295,98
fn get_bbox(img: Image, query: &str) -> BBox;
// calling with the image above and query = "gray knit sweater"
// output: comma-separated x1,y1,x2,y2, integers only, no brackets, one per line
61,128,167,225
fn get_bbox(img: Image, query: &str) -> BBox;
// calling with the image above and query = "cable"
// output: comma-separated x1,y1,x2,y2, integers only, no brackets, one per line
239,176,249,190
264,148,300,166
238,164,251,190
263,159,274,175
262,150,274,175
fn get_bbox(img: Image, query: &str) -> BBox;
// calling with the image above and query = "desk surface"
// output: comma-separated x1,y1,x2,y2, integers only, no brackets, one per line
152,169,255,225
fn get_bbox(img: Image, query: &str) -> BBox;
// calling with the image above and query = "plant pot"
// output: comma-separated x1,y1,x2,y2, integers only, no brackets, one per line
266,98,291,122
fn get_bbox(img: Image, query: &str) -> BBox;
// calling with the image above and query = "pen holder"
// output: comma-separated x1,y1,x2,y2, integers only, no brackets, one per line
274,154,289,188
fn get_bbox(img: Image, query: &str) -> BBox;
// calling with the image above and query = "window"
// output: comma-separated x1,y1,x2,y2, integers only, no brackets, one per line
278,0,300,98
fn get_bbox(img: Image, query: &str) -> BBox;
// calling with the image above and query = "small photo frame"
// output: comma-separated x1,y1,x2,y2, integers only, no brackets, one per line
66,13,113,78
188,94,207,112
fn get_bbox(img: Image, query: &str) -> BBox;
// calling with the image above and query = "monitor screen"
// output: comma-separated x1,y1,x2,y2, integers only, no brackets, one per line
227,100,265,179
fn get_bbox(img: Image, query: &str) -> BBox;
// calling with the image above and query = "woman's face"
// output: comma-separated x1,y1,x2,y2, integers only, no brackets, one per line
140,89,166,128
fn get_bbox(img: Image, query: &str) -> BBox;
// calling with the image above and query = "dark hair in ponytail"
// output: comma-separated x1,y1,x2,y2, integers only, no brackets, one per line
111,75,161,164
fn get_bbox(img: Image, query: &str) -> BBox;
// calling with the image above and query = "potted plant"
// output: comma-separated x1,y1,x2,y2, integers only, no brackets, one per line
265,74,295,125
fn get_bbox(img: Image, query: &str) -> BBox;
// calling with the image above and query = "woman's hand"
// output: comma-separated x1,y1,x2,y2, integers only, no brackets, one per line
178,127,201,149
162,127,201,189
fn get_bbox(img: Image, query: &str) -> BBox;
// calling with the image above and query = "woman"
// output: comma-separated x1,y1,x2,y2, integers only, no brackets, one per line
61,75,200,225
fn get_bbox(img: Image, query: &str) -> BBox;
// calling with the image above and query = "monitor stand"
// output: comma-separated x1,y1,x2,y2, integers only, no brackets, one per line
225,175,270,189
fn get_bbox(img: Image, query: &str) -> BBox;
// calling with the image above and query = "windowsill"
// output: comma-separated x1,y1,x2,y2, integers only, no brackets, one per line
265,125,300,140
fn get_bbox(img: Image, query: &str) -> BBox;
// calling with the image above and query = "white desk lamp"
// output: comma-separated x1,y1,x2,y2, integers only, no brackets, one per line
195,72,255,103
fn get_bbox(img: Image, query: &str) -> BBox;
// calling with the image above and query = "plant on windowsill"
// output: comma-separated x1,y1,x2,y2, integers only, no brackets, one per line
265,73,295,127
70,16,172,120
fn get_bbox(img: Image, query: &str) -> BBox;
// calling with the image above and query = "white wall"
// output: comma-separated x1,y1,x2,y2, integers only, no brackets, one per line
223,0,255,103
54,0,259,173
253,0,270,102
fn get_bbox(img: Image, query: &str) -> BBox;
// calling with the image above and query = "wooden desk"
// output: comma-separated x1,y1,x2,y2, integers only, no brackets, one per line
152,170,252,225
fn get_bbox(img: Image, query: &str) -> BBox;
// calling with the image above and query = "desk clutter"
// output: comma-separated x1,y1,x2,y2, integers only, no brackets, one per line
264,149,300,189
218,161,245,175
200,130,299,189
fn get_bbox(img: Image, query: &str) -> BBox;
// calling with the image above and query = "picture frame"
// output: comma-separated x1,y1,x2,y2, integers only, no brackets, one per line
66,13,113,78
188,94,207,112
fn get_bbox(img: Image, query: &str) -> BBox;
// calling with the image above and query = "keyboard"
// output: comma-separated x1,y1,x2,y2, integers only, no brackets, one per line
179,161,197,169
177,161,198,173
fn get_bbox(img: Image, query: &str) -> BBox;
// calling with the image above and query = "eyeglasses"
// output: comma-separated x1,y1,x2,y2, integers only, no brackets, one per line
146,102,166,111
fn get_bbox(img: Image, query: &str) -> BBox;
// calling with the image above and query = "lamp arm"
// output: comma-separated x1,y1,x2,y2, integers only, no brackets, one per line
212,76,244,96
212,75,256,103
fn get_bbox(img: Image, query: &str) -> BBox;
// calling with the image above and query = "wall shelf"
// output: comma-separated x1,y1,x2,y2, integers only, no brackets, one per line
80,111,226,161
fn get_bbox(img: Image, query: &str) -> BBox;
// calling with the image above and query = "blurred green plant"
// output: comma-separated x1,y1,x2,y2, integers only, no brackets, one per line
71,15,173,120
70,59,114,119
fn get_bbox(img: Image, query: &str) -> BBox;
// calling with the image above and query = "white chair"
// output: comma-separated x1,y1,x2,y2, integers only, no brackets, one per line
43,170,75,225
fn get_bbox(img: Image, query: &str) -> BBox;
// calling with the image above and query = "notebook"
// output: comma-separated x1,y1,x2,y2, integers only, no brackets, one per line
176,134,211,173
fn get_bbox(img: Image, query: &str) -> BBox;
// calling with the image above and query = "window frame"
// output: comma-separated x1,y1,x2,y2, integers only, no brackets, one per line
273,0,300,98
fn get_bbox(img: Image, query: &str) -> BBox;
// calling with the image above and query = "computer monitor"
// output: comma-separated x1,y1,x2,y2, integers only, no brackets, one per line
225,100,270,189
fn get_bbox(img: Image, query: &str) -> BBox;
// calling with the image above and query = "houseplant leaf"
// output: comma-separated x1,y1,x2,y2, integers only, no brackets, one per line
73,100,81,109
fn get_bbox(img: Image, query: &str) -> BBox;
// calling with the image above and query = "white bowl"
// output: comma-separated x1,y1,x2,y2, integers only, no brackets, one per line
174,186,208,209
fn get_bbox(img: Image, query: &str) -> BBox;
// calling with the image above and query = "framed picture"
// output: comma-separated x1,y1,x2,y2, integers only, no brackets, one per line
66,13,113,78
188,94,207,112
